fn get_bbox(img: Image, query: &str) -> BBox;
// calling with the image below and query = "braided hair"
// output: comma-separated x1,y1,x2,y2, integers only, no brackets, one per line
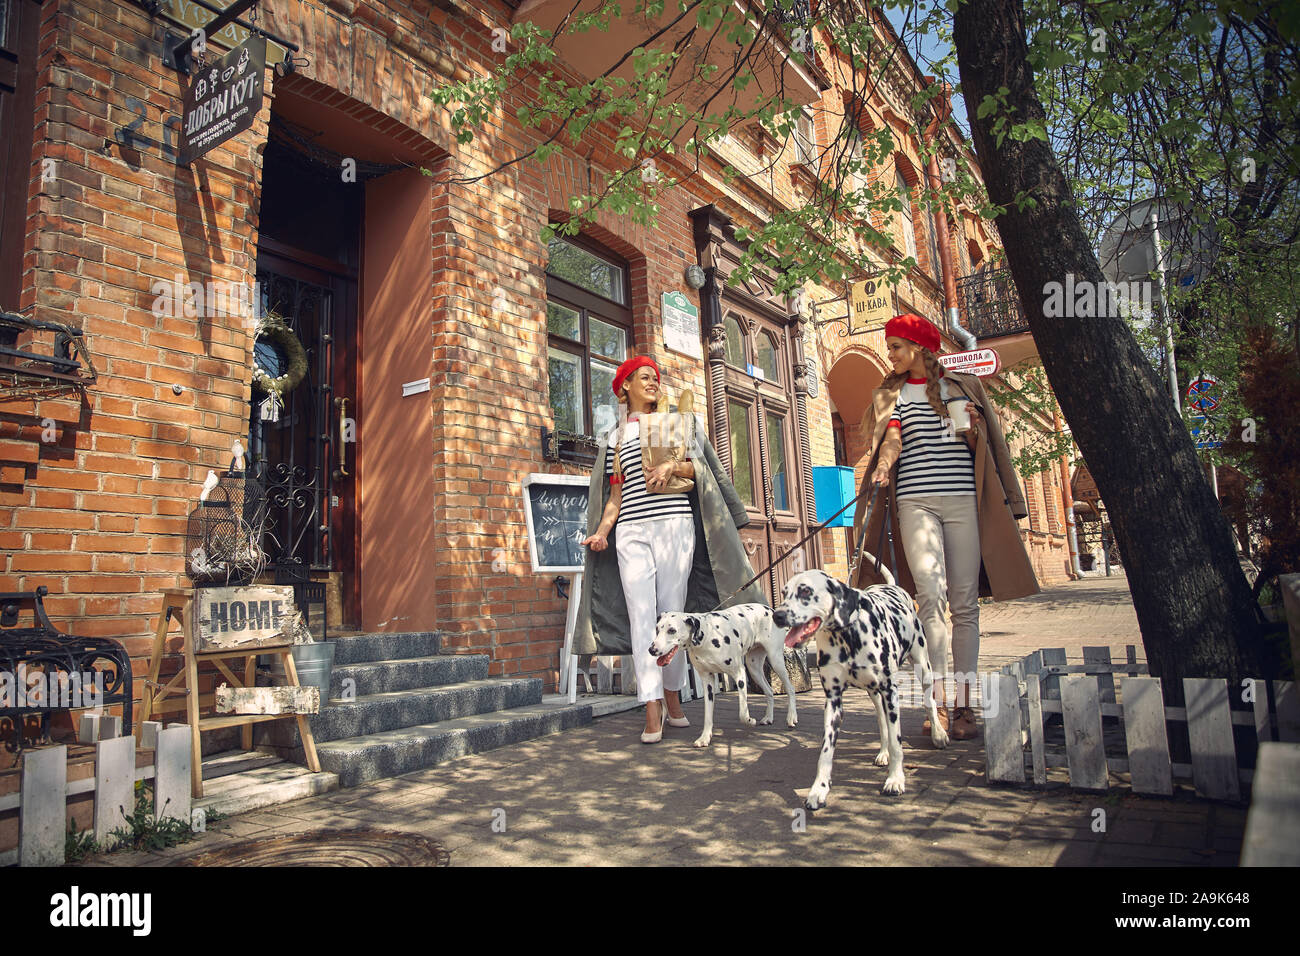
880,348,948,421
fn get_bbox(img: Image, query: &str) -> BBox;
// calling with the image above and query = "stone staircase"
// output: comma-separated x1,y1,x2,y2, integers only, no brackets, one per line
195,750,339,819
251,630,593,788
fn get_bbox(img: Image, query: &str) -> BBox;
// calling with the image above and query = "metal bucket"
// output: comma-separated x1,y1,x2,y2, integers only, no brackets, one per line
291,641,336,702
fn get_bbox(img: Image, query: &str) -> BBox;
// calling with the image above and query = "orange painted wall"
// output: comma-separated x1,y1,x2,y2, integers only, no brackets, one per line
359,169,437,631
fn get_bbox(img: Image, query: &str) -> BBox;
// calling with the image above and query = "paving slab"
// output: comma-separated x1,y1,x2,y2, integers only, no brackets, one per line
74,573,1256,867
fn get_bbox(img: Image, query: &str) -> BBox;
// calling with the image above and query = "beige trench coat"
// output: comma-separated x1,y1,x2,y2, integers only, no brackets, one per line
850,371,1040,602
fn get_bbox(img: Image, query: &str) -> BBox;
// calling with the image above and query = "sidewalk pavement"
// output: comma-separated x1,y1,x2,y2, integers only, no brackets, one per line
84,571,1247,867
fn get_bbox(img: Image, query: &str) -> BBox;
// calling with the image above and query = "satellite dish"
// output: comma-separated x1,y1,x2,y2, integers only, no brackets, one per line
1097,199,1219,316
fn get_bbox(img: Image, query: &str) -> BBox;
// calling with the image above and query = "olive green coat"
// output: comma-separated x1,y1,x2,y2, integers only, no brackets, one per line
850,371,1040,602
573,422,765,657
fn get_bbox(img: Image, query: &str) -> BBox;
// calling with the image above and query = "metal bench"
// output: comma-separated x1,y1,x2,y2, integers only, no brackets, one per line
0,587,133,753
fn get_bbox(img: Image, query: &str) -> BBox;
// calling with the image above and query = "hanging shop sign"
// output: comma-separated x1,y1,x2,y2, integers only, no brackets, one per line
939,347,1002,377
182,34,266,163
663,291,703,360
848,277,893,334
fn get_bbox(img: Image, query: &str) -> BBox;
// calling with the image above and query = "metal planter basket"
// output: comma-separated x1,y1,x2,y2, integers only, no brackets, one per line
185,468,269,586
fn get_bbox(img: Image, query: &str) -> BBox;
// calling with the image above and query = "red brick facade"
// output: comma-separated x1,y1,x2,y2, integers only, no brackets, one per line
0,0,1073,722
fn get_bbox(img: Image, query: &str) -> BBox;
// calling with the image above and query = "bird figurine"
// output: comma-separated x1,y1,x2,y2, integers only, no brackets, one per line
199,469,220,503
231,440,246,472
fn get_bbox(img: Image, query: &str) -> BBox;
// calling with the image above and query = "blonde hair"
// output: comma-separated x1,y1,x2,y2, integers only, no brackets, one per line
617,380,668,413
880,348,948,421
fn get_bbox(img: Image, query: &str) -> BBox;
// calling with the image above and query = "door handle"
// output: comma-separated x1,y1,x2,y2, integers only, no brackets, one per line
333,397,349,480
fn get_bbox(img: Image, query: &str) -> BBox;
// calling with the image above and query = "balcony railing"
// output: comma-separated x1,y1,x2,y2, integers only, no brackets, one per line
771,0,811,26
956,267,1030,339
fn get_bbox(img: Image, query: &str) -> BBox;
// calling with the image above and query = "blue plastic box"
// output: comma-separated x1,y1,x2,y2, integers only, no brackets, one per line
812,465,857,527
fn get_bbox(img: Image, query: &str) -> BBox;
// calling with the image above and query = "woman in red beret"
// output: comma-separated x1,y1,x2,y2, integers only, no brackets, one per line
850,315,1038,741
575,355,765,743
583,358,694,741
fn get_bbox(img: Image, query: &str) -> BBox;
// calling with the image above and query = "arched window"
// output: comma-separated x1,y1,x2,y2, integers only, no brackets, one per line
755,331,779,382
724,314,746,368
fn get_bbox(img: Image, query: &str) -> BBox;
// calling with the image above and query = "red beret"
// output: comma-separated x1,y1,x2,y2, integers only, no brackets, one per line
612,356,660,396
884,314,942,354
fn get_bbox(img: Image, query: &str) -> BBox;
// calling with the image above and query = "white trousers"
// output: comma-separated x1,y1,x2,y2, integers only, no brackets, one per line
898,494,981,679
615,514,694,703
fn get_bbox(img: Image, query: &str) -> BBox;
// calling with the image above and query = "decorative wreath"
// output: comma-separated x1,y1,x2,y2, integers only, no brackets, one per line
251,310,307,399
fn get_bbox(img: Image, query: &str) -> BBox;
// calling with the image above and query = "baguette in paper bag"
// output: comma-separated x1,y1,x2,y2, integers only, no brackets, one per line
639,390,697,494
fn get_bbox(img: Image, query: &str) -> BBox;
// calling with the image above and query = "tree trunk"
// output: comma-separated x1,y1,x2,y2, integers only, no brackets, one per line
952,0,1272,694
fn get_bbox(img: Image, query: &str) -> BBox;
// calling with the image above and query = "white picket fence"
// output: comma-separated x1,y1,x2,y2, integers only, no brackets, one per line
0,720,194,866
984,646,1300,799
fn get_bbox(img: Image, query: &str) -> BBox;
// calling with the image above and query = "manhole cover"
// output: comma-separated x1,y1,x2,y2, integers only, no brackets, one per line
179,828,450,866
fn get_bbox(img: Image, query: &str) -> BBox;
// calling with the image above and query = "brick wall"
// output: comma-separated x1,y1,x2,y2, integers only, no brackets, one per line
2,0,1074,712
1,0,270,682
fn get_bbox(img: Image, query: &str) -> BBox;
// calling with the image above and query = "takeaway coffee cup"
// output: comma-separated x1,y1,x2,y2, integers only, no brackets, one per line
947,400,971,434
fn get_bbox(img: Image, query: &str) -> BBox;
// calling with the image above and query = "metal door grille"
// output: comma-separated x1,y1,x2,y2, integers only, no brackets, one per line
248,268,335,570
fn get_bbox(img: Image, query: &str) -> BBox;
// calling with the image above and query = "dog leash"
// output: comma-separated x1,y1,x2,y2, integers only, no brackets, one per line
706,479,893,613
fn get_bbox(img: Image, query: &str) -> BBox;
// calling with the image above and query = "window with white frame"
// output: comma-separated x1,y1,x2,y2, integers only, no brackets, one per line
794,109,816,168
896,167,917,261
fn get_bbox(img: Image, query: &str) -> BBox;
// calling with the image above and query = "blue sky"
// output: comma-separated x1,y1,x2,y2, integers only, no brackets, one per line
882,4,972,137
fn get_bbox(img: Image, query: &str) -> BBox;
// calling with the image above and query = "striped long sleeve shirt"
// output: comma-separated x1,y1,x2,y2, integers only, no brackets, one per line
887,378,976,499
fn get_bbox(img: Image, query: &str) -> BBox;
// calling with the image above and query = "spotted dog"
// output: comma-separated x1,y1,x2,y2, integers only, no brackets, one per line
773,568,947,807
649,604,799,748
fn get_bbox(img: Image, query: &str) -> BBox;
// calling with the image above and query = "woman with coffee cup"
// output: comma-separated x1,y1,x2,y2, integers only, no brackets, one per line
850,314,1038,741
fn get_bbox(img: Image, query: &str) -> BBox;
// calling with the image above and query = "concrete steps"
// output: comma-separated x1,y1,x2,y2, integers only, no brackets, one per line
195,755,339,818
331,630,445,665
288,677,548,744
330,654,490,697
200,749,282,780
255,629,593,789
315,699,593,788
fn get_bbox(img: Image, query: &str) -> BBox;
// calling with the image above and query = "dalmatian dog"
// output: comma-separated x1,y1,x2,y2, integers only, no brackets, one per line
773,568,947,808
649,604,799,748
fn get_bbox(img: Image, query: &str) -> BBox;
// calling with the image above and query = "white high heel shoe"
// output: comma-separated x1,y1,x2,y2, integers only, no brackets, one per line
641,705,667,744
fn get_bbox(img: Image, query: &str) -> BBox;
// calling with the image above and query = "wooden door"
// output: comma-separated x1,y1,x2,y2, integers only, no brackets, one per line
719,301,812,604
251,134,362,625
250,246,359,625
0,0,39,310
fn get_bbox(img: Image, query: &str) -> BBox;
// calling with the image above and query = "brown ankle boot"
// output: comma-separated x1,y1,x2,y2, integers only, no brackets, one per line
950,707,979,740
922,705,950,736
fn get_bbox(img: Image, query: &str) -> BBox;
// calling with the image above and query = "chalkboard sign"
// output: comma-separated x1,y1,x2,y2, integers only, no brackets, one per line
522,474,591,573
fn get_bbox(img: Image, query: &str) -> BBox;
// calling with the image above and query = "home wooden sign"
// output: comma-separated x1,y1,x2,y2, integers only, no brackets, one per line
192,585,295,652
